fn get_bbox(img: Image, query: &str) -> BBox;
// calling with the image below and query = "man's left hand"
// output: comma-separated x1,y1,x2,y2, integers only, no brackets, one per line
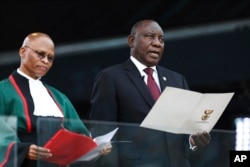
190,131,211,150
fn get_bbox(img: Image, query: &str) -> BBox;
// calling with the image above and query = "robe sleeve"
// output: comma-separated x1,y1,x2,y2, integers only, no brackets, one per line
46,86,90,136
0,117,30,167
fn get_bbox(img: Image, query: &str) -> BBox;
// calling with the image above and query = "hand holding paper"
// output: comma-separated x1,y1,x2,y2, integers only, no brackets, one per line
140,87,234,134
190,131,211,150
76,127,119,161
43,127,118,166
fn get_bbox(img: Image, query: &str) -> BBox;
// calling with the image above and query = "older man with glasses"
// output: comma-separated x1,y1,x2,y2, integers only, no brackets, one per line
0,32,112,167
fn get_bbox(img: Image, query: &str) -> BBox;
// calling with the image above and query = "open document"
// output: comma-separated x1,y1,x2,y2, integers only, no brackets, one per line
43,127,118,166
140,87,234,134
76,127,119,161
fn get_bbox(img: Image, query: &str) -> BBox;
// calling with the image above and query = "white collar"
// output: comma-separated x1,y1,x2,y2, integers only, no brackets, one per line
17,68,63,117
130,56,157,76
17,68,41,81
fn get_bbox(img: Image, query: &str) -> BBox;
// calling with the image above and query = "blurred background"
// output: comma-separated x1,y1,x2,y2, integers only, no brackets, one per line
1,0,250,131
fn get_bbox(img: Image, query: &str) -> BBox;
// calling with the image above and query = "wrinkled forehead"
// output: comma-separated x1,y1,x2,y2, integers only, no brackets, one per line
137,21,164,34
23,33,54,47
27,37,55,56
31,36,54,48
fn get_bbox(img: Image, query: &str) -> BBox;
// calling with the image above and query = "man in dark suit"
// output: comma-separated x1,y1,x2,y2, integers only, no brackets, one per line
89,19,211,167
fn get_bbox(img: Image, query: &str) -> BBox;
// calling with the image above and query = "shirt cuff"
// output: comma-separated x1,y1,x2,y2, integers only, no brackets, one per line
189,135,198,151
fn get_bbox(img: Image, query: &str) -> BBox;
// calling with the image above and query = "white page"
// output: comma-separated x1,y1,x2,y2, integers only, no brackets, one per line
140,87,234,134
75,127,119,161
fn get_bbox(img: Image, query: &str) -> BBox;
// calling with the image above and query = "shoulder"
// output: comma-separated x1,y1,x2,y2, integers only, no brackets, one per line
98,59,135,75
102,63,123,72
0,78,11,90
157,65,184,77
0,78,13,100
157,65,189,89
97,63,124,77
0,78,9,85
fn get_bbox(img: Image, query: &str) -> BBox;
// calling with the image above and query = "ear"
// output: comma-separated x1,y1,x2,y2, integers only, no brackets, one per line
19,47,25,58
127,35,135,48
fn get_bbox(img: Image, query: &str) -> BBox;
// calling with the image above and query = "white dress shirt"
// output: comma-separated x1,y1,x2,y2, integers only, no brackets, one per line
130,56,161,91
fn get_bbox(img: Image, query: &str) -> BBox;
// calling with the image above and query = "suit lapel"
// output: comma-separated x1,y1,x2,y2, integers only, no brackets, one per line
157,66,168,92
124,59,155,108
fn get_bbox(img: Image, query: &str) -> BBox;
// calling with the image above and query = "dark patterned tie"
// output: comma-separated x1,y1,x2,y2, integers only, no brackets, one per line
144,68,161,101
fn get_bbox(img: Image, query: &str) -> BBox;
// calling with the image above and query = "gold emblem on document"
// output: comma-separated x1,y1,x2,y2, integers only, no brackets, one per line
201,109,214,121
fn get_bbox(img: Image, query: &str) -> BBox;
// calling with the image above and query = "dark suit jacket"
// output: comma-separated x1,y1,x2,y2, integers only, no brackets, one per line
90,59,191,167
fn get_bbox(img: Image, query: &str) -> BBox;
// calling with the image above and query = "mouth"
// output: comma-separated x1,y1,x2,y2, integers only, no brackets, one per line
37,66,48,71
148,50,160,58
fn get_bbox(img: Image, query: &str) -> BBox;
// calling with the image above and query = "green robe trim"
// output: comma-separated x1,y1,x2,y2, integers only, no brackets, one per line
0,72,90,166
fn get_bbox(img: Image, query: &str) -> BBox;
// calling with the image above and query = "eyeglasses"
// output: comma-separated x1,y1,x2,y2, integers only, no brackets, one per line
24,46,54,63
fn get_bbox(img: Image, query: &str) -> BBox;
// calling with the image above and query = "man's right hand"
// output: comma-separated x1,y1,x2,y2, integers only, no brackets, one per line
27,144,52,160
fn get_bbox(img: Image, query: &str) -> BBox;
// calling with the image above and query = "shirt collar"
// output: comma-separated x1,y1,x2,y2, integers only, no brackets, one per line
17,68,41,81
130,56,157,76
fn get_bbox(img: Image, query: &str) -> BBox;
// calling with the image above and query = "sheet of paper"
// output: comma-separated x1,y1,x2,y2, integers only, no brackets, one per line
140,87,234,134
43,127,118,165
76,127,119,161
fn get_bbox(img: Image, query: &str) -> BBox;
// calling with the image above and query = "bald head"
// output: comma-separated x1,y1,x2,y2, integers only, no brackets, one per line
21,32,54,48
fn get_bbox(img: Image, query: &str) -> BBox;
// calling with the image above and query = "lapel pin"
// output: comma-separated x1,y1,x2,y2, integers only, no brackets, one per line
163,77,167,81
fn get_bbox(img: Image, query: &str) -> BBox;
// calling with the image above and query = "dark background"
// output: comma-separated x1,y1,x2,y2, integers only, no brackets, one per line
1,0,250,130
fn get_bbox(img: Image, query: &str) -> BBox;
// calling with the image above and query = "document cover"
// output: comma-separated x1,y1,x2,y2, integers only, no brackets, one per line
43,128,97,166
140,87,234,134
43,127,118,166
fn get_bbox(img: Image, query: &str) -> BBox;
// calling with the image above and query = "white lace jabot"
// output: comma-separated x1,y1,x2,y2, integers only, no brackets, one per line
29,79,64,117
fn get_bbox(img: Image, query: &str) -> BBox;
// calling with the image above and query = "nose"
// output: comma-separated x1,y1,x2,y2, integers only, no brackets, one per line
41,56,50,64
152,37,164,47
